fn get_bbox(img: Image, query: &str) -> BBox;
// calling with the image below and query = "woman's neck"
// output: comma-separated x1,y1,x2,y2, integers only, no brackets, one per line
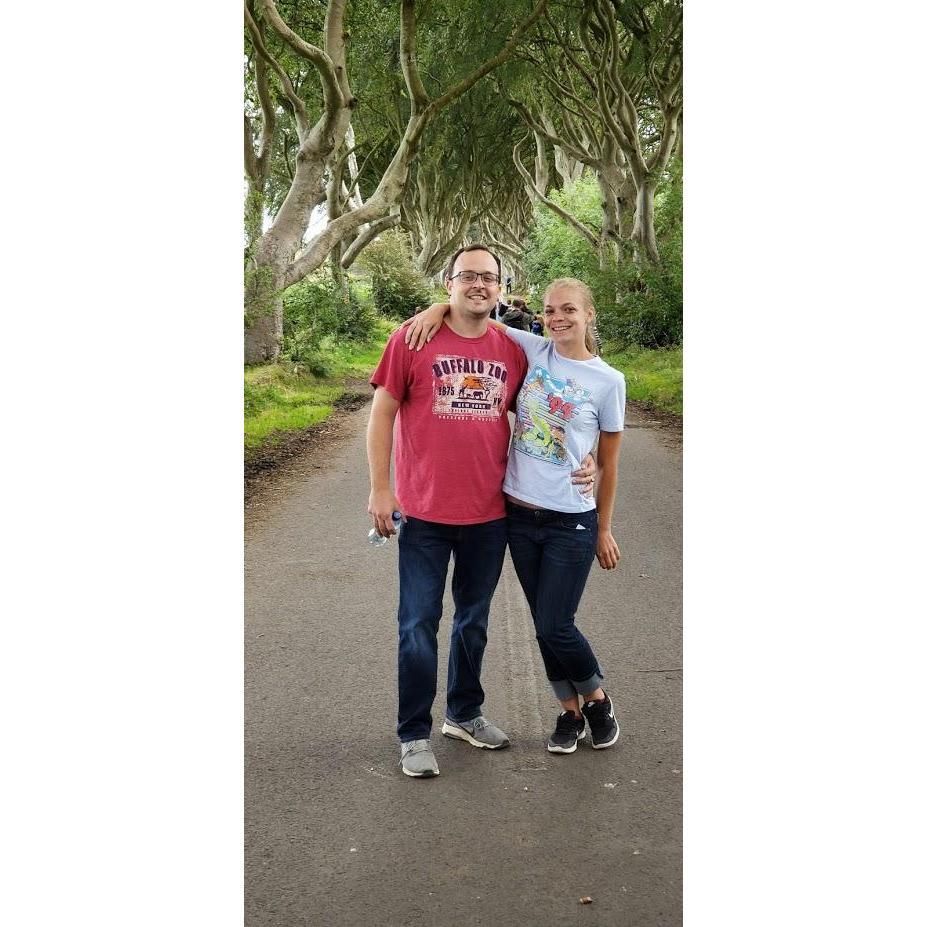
553,338,594,361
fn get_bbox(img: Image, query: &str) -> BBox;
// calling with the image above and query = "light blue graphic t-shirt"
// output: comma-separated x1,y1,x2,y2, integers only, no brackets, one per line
501,327,625,513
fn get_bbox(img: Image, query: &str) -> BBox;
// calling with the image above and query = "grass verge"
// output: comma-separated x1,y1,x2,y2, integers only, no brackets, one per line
244,319,393,455
601,345,683,415
245,325,682,460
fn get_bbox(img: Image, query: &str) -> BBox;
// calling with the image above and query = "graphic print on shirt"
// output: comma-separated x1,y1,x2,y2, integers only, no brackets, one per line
431,354,509,420
512,365,592,466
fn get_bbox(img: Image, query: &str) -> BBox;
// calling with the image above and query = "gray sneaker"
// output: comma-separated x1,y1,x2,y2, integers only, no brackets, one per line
441,716,511,750
400,739,440,778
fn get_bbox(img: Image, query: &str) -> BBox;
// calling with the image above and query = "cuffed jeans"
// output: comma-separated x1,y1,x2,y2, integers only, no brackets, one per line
505,501,605,701
396,515,508,742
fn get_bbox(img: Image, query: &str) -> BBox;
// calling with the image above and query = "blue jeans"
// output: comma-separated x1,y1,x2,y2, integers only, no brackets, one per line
505,501,604,701
396,516,508,742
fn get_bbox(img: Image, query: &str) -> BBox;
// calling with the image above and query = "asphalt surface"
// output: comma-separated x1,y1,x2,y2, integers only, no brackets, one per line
245,401,682,926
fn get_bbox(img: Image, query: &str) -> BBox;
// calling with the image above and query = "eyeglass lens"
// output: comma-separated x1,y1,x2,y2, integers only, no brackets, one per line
456,271,499,283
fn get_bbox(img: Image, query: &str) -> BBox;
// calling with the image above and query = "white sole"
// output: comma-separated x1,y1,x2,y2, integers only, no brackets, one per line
401,765,439,778
592,722,620,749
441,720,509,749
547,728,586,754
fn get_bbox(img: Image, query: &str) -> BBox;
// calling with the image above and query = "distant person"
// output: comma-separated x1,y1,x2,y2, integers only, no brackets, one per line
530,314,544,336
405,277,626,756
367,247,598,778
505,275,512,294
500,297,533,332
492,298,510,321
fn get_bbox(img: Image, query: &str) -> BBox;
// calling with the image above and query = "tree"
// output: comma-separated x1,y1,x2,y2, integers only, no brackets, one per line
522,161,683,348
399,83,533,279
243,0,550,363
507,0,682,265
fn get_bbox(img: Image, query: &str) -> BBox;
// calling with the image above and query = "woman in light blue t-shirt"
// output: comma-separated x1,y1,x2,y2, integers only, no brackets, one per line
406,278,625,756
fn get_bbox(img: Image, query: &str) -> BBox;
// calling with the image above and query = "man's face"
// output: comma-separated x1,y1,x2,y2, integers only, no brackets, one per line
445,250,500,320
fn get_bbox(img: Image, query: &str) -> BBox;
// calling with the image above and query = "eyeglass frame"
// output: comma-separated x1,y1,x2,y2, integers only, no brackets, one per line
447,270,501,285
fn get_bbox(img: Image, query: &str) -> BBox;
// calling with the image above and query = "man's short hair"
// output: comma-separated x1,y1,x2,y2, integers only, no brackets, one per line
511,298,526,310
444,244,502,282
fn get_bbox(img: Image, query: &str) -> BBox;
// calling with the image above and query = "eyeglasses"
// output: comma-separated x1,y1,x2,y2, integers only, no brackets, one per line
448,271,501,285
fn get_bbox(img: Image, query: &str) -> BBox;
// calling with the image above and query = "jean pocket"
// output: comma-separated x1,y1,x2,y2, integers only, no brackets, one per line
557,511,598,533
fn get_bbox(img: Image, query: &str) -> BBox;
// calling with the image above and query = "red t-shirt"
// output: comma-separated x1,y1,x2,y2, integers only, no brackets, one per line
370,323,527,524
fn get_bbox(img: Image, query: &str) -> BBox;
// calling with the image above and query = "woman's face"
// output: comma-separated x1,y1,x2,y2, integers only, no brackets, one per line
543,286,593,346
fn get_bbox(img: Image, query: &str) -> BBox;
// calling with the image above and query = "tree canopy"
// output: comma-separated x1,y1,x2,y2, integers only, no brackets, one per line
244,0,683,362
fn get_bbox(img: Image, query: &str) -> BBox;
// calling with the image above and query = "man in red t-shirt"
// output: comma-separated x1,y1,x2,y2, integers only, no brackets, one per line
367,245,592,778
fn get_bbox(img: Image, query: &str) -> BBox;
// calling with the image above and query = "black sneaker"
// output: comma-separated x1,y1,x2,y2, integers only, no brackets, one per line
547,711,586,754
581,694,620,749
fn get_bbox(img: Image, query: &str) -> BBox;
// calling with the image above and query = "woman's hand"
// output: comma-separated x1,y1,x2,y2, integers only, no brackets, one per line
402,303,450,350
596,530,621,570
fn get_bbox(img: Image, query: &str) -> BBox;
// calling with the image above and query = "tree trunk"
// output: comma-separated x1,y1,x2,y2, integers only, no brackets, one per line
533,131,549,195
244,263,284,364
244,185,265,261
616,185,635,241
554,146,584,185
596,176,620,269
330,248,351,309
632,178,660,264
415,229,437,274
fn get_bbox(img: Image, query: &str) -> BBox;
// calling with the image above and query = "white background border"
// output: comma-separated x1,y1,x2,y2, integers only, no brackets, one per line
4,1,926,924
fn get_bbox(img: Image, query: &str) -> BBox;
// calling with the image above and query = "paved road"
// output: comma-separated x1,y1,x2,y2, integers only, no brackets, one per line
245,401,682,926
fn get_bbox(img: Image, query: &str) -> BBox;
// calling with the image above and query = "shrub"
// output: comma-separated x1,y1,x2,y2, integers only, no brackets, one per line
524,163,682,349
610,235,682,347
357,230,434,319
281,267,377,371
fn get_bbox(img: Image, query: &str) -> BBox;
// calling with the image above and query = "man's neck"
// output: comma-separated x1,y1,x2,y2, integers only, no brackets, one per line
445,309,490,339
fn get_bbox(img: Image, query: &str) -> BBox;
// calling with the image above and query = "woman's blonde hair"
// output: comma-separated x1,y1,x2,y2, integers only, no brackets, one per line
544,278,598,355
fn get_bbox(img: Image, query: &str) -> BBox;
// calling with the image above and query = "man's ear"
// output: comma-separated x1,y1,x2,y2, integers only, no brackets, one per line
444,278,452,296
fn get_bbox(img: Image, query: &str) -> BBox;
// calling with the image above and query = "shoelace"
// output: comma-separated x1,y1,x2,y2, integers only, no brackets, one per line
471,717,488,731
554,712,580,735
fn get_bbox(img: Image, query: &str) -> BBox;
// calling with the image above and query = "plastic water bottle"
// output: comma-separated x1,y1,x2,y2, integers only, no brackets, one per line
368,511,403,547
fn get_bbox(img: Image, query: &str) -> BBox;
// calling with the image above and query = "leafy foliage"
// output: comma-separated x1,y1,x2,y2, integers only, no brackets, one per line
244,1,682,361
523,176,614,299
281,267,378,375
601,345,683,414
612,159,683,347
357,230,436,318
244,322,393,453
524,162,682,348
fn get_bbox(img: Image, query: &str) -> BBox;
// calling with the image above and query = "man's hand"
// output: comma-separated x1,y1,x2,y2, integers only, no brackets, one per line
368,488,402,538
596,530,621,570
571,453,597,497
403,303,450,350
